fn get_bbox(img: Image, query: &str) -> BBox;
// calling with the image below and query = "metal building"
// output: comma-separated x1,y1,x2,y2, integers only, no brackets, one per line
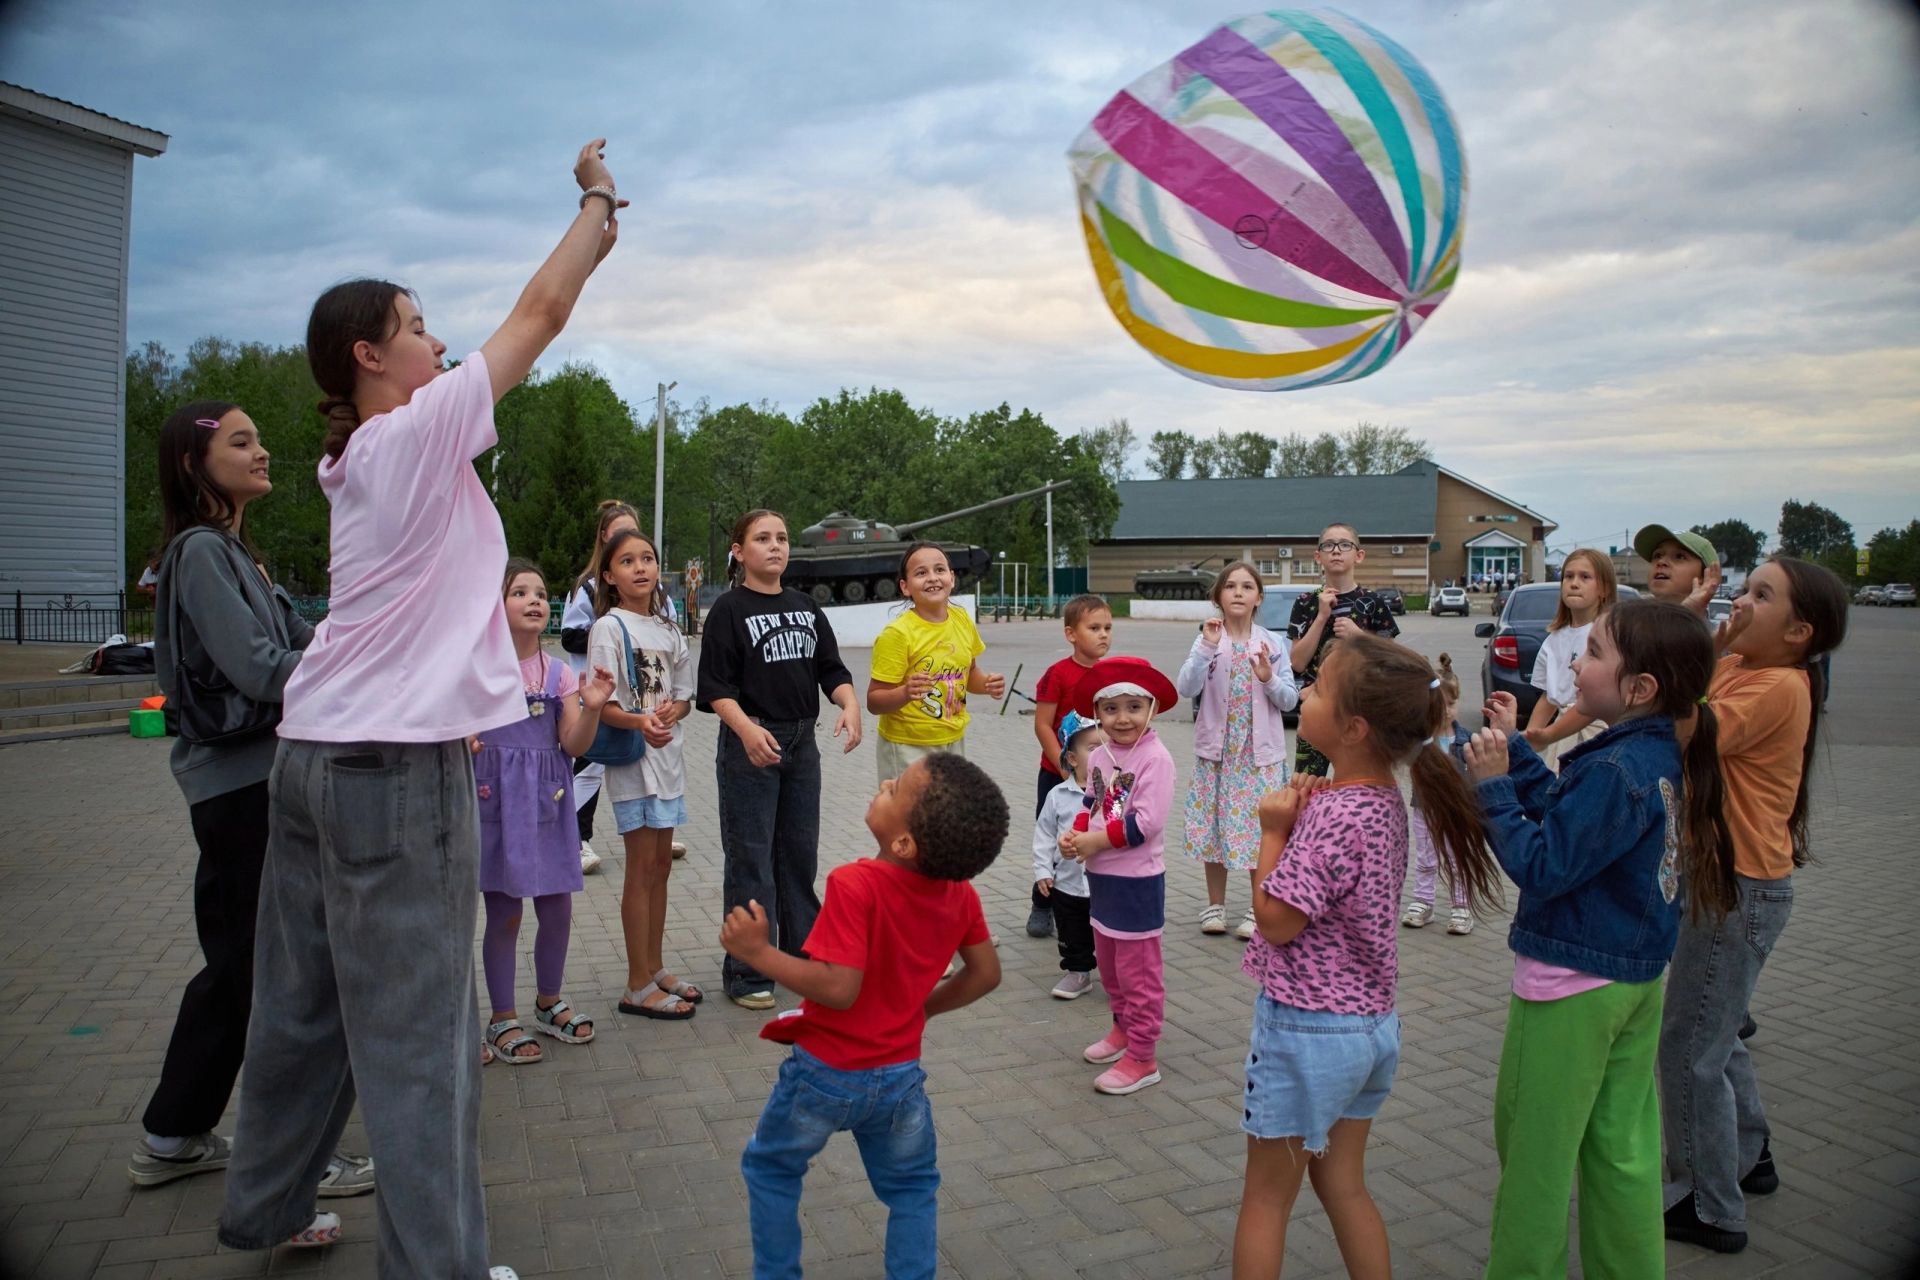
0,82,167,629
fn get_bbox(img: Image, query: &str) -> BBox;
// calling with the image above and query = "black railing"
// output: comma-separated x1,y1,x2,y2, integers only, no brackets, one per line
4,592,155,645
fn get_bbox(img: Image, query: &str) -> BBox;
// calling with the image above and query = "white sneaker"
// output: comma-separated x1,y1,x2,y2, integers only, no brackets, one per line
1234,909,1257,941
670,841,686,860
1199,904,1228,935
579,842,602,875
1447,907,1475,935
1051,971,1094,1000
1401,901,1434,929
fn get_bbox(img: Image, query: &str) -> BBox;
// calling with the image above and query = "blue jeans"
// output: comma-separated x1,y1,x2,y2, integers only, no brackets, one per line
1660,873,1794,1230
718,718,822,997
741,1048,939,1280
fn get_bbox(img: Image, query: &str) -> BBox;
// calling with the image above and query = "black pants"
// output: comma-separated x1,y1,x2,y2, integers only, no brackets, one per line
1050,891,1095,973
143,780,270,1137
1031,767,1061,914
572,756,599,842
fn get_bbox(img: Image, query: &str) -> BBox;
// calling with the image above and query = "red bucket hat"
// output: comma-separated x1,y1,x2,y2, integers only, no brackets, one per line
1069,656,1178,718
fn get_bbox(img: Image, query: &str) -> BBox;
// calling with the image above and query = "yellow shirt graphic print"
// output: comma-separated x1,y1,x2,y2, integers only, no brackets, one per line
871,606,986,747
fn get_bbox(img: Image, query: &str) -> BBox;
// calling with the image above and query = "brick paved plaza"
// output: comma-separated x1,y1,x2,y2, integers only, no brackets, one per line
1,611,1916,1278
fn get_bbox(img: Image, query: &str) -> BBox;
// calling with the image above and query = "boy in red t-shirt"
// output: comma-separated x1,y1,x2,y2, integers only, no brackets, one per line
1027,593,1113,937
721,753,1010,1280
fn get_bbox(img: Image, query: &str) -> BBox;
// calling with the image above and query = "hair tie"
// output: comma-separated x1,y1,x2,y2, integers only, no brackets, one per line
1698,694,1710,706
1429,677,1442,690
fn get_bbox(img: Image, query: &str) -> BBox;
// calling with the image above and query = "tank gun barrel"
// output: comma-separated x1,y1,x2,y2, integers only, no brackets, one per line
893,480,1074,536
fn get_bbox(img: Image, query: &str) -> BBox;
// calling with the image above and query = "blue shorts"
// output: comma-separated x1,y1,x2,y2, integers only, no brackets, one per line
1243,995,1400,1150
612,794,687,834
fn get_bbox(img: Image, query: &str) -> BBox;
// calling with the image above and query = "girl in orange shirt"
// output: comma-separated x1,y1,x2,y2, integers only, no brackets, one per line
1659,556,1849,1256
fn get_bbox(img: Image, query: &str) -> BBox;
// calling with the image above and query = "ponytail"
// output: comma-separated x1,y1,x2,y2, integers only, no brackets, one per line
319,397,361,462
1409,742,1504,917
1789,658,1824,867
307,278,413,462
1764,556,1850,868
1680,704,1738,919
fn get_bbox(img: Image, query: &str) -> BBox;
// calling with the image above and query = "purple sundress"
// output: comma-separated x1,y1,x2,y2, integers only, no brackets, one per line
476,655,584,898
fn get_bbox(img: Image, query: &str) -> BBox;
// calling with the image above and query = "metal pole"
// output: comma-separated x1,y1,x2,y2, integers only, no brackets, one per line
1044,481,1054,615
653,380,676,556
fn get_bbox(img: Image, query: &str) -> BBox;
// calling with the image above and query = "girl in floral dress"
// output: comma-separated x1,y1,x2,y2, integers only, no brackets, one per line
1176,562,1299,941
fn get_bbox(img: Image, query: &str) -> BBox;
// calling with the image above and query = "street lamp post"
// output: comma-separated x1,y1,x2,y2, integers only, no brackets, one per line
653,380,676,557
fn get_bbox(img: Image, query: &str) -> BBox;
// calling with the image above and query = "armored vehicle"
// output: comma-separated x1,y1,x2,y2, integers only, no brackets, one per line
1133,558,1223,600
783,481,1073,606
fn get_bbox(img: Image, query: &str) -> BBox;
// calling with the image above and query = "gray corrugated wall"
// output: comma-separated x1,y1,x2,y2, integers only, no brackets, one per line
0,111,133,601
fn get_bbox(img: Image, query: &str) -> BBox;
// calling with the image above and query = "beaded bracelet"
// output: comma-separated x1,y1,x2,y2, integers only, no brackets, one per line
579,185,618,213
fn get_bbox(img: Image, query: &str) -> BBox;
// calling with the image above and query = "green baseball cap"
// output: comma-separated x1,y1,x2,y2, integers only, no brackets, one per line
1633,524,1719,566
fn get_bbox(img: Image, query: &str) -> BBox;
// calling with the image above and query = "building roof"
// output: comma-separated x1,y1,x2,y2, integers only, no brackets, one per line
1103,458,1558,542
0,82,168,156
1108,463,1438,540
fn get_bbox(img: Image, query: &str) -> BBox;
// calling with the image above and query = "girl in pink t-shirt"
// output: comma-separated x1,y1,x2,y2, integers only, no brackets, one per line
218,141,629,1276
475,561,613,1065
1234,634,1500,1280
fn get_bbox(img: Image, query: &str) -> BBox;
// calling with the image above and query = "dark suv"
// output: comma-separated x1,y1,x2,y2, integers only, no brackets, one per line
1476,582,1638,721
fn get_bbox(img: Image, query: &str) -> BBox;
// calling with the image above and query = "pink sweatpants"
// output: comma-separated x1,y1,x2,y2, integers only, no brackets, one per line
1094,931,1165,1064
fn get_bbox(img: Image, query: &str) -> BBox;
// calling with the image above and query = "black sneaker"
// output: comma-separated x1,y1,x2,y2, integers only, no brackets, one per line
1738,1013,1758,1040
1664,1198,1747,1253
1025,906,1055,938
1741,1142,1779,1196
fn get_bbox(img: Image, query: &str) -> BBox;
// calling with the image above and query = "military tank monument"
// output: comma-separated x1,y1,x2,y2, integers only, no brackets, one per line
1133,557,1224,600
784,480,1073,605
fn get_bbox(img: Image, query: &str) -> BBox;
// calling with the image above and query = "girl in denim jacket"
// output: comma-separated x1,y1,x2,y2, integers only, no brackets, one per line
1467,599,1737,1278
1176,562,1298,941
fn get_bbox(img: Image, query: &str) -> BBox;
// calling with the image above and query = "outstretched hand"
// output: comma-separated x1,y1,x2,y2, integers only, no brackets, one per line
1683,560,1723,616
1465,728,1510,782
1482,690,1518,735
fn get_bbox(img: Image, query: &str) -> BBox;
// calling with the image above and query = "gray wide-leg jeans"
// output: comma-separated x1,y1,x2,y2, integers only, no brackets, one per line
1660,872,1794,1231
219,739,486,1277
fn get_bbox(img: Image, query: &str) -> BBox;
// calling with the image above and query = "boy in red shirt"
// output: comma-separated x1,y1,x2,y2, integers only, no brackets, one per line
721,752,1010,1280
1027,593,1113,936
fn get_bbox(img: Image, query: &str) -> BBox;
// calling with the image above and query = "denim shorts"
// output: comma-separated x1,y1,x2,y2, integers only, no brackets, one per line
612,794,687,834
1243,995,1400,1150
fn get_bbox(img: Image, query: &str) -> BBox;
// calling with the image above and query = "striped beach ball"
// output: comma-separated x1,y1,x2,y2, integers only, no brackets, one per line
1069,9,1467,391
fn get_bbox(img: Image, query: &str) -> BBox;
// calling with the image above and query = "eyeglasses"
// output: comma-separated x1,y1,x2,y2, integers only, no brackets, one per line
1317,539,1358,553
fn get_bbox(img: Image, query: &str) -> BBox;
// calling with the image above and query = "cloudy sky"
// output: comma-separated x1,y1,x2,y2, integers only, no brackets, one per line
5,0,1917,553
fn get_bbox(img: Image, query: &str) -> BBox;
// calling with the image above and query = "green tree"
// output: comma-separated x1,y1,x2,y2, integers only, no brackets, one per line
1220,430,1275,478
1078,417,1137,485
1187,436,1222,480
1146,429,1194,479
1777,500,1852,558
1865,520,1920,585
1342,421,1430,473
1690,519,1765,572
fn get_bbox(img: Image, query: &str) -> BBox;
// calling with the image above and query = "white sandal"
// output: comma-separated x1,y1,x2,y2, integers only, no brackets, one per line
532,998,594,1044
486,1018,543,1065
288,1212,341,1248
1199,903,1228,935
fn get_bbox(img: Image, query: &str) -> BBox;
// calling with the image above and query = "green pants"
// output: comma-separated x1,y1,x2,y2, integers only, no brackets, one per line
1484,978,1665,1279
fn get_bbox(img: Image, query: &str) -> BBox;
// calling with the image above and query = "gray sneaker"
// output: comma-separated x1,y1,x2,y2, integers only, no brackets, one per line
128,1132,230,1187
317,1151,376,1197
1051,971,1094,1000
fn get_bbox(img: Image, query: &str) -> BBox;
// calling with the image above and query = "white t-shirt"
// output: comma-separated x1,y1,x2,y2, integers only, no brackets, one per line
589,607,694,803
1530,622,1591,710
279,353,522,742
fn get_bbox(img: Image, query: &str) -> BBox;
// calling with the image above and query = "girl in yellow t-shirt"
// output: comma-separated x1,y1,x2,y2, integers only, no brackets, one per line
866,541,1005,784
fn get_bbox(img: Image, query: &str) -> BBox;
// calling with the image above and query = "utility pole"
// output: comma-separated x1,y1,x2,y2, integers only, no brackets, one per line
1044,481,1055,615
653,381,676,556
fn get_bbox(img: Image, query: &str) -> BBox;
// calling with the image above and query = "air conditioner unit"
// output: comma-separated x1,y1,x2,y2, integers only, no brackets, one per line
1275,547,1293,559
1391,545,1405,556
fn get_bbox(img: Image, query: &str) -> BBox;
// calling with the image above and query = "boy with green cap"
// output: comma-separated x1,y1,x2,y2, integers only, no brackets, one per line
1634,525,1721,605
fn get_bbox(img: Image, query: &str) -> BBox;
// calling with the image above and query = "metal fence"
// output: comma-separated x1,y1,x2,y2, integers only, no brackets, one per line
3,593,156,645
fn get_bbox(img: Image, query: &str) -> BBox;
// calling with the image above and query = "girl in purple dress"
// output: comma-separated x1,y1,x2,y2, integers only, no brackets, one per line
476,559,615,1064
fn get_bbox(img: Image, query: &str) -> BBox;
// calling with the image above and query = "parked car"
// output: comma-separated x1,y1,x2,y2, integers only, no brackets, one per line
1375,586,1406,615
1256,585,1318,726
1857,586,1886,606
1706,598,1733,626
1886,583,1917,607
1477,582,1640,721
1492,583,1515,616
1430,586,1470,617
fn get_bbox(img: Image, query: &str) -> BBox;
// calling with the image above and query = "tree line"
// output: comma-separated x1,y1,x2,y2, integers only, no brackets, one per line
1075,419,1434,481
124,339,1120,597
1685,501,1916,587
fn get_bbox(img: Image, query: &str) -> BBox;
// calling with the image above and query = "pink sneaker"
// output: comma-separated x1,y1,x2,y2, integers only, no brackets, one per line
1083,1027,1128,1064
1095,1057,1161,1095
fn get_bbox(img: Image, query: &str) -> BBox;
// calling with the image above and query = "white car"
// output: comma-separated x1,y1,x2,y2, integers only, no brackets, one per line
1431,586,1470,617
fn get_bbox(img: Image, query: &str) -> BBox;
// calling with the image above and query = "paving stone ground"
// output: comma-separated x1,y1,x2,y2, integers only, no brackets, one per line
1,609,1916,1278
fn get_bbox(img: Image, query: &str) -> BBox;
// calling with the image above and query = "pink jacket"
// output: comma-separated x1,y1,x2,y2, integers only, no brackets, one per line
1175,625,1298,767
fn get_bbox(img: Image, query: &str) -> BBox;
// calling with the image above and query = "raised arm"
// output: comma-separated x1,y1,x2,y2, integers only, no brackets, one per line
480,140,630,403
